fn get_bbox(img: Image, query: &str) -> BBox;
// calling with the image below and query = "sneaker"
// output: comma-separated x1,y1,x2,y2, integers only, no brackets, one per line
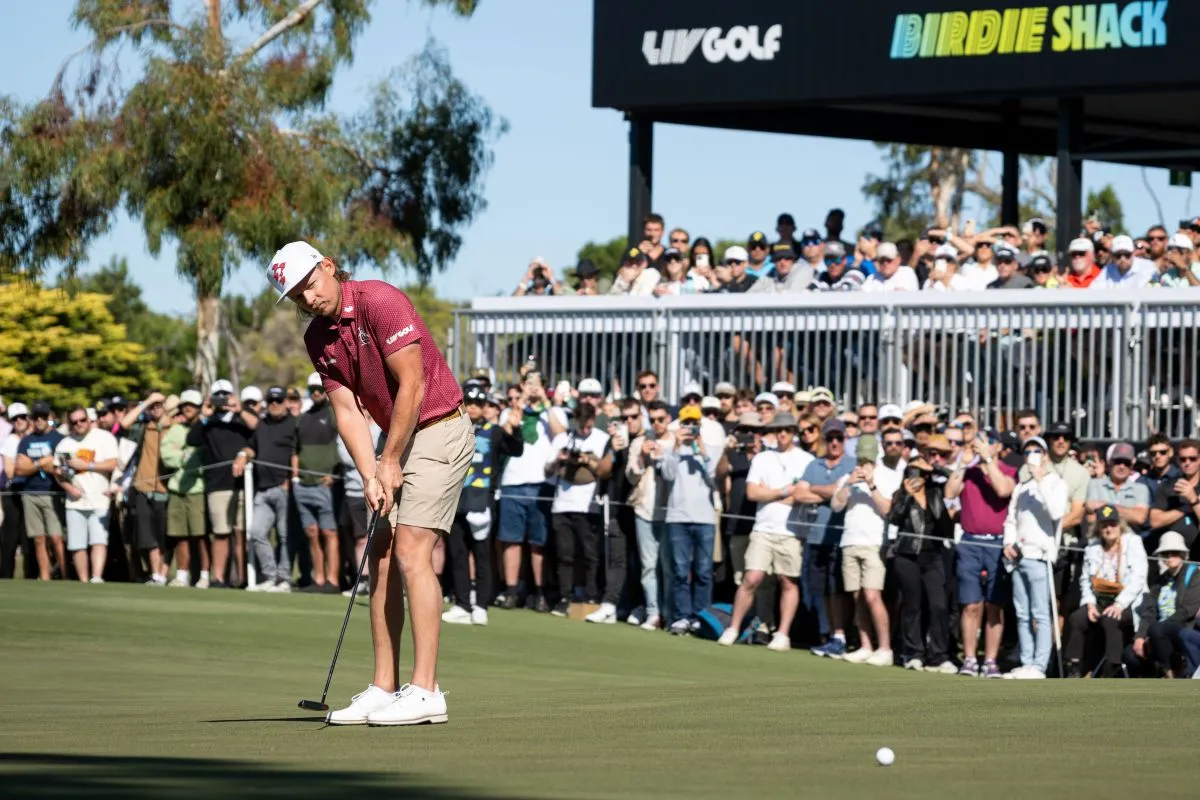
585,602,617,624
550,599,570,617
246,581,271,593
717,628,738,647
929,661,959,675
534,596,550,613
639,614,661,631
492,592,509,608
144,577,166,587
88,576,105,584
326,684,397,726
959,658,979,677
167,575,190,588
271,581,293,594
843,647,874,664
866,649,895,667
811,639,847,659
766,633,791,652
904,659,924,671
667,619,691,635
210,580,227,590
340,582,366,597
300,583,326,594
442,605,473,625
983,660,1003,679
1065,661,1083,679
470,607,489,626
689,619,701,634
323,583,341,594
367,683,448,726
194,576,210,589
626,607,645,627
1014,667,1046,680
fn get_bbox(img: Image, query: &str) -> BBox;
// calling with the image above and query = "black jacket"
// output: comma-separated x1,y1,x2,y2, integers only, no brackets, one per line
1137,562,1200,634
187,414,252,493
886,483,954,557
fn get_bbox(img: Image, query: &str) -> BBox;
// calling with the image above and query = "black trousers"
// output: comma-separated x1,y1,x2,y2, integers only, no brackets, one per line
603,510,631,606
1064,605,1132,667
448,512,493,612
893,549,950,664
553,512,600,602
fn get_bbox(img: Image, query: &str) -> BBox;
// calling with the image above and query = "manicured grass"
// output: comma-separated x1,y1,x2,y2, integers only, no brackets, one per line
0,582,1194,799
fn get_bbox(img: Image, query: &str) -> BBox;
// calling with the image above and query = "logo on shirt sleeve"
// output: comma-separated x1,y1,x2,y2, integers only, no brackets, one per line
385,324,415,346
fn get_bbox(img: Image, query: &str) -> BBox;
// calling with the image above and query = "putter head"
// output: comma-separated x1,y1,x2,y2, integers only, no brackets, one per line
298,699,329,712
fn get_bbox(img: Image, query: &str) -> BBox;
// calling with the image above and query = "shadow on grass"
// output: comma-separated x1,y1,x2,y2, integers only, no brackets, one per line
0,753,530,799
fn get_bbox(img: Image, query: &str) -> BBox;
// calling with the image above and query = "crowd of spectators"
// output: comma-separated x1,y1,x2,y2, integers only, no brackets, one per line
512,210,1200,297
4,362,1200,680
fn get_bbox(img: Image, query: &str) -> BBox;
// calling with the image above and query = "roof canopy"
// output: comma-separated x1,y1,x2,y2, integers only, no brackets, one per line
593,0,1200,168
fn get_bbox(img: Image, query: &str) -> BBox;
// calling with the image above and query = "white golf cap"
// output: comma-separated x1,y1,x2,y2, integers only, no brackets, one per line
933,243,958,259
307,371,324,389
1170,232,1195,251
267,241,325,304
179,390,203,407
1110,235,1135,254
7,402,28,420
681,382,703,399
722,245,749,263
700,395,721,411
1068,237,1094,254
876,242,900,260
577,378,603,395
240,386,263,403
879,403,904,421
714,381,737,396
771,381,796,395
754,392,779,409
210,379,234,395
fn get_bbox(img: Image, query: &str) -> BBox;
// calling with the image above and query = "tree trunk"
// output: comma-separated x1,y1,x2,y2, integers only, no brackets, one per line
195,293,221,391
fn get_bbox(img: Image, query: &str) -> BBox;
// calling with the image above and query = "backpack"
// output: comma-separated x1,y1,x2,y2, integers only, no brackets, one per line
693,603,759,642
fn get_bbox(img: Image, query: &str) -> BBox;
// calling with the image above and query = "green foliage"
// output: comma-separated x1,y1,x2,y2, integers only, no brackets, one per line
1086,185,1126,235
573,236,629,285
61,256,194,391
0,281,161,409
861,144,949,243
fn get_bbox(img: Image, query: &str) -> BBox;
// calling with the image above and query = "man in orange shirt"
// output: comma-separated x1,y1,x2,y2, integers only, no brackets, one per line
1063,238,1101,288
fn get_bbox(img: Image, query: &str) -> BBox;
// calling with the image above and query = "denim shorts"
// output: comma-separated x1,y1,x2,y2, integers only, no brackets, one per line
956,533,1007,605
497,483,551,546
294,483,337,531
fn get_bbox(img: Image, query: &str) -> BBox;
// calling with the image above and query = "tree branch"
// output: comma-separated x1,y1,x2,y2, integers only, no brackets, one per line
278,127,379,172
234,0,325,65
51,19,188,93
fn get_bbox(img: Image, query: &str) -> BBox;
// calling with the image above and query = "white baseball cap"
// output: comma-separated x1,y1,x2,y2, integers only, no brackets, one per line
700,395,721,411
240,386,264,403
1110,235,1135,254
879,403,904,421
210,379,235,395
7,402,28,420
1068,238,1094,254
876,242,900,261
753,392,780,409
771,381,796,395
267,241,326,304
179,390,203,407
307,372,324,390
722,245,749,263
1169,232,1195,251
577,378,603,395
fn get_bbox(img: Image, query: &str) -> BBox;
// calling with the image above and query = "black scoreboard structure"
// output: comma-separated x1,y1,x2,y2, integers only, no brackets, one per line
593,1,1196,252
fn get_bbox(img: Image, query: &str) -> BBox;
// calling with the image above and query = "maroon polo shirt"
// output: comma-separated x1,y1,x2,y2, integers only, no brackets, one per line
304,280,462,432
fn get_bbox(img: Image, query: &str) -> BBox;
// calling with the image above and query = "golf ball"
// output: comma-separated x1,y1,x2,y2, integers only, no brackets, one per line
876,747,895,766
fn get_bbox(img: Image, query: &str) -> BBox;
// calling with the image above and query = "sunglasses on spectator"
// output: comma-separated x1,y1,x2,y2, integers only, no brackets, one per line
912,422,934,433
32,414,50,421
622,413,640,421
883,439,905,447
749,243,767,251
1023,448,1044,456
579,392,601,399
10,414,28,422
1148,234,1168,241
716,393,734,400
976,242,992,249
1179,455,1200,463
670,237,688,245
924,449,949,459
638,382,657,390
724,259,746,266
650,415,670,424
946,439,963,447
826,434,845,443
1017,423,1038,431
1113,251,1132,259
69,416,87,425
858,414,877,421
1048,433,1071,441
269,398,286,405
801,425,818,434
1110,458,1133,467
703,409,720,416
1147,448,1170,456
758,404,776,413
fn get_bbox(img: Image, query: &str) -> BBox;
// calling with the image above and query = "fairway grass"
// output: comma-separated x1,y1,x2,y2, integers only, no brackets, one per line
0,582,1195,799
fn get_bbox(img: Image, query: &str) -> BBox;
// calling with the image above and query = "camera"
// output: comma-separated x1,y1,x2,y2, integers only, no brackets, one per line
904,465,930,482
211,393,229,411
734,431,756,451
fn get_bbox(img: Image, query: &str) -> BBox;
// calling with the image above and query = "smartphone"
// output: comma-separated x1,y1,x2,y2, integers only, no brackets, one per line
1027,452,1043,467
695,253,710,267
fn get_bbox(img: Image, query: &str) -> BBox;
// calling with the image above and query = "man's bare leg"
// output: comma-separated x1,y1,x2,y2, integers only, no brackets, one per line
395,523,442,692
369,525,404,692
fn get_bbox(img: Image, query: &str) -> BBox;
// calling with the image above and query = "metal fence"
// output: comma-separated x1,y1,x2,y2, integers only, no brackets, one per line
450,290,1200,440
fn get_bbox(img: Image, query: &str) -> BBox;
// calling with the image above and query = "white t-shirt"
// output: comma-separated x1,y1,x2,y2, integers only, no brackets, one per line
55,428,119,511
746,447,814,535
957,261,998,290
861,266,919,293
498,408,553,486
547,428,611,514
0,432,19,463
836,461,903,548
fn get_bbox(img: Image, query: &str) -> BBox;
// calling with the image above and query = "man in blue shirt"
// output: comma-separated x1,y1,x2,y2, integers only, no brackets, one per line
793,418,855,656
14,401,66,580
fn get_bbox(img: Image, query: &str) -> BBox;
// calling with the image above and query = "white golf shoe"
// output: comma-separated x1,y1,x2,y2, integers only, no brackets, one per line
367,683,448,726
843,647,874,664
766,633,791,652
470,607,489,626
441,606,473,625
717,628,738,647
585,602,617,624
326,684,397,726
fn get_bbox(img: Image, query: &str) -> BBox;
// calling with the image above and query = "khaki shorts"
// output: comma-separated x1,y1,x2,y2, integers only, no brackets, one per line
842,544,886,592
206,488,245,536
743,530,803,577
388,412,474,534
168,493,207,538
22,494,63,538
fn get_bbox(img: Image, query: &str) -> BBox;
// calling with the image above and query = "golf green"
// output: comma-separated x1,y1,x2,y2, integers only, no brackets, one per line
0,582,1193,799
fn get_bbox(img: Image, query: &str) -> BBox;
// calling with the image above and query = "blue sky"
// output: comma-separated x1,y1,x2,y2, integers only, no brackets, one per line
2,1,1195,314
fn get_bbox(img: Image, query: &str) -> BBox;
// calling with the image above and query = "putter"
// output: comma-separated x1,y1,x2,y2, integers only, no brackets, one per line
298,505,383,712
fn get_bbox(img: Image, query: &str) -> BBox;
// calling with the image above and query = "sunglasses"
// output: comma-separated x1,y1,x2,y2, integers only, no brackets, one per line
670,237,688,245
758,404,776,412
638,382,657,390
801,426,818,434
946,439,963,447
976,242,993,249
1111,459,1133,467
749,243,767,250
622,414,640,421
1113,252,1133,259
1023,448,1044,456
724,259,746,266
925,450,949,458
650,416,670,424
1179,455,1200,463
1149,234,1168,241
69,417,88,425
826,434,845,443
1017,423,1038,431
883,440,905,447
1149,448,1171,457
858,414,877,421
32,415,50,421
269,398,286,405
10,414,28,422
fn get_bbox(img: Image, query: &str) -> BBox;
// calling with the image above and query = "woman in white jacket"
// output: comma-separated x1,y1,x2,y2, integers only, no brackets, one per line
1062,504,1148,677
1002,436,1068,678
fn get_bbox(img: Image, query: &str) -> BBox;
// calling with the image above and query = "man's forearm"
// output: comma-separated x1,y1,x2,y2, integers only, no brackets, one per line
381,382,424,466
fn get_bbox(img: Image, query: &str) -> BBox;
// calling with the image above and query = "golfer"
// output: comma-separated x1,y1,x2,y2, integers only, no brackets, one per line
268,241,474,726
